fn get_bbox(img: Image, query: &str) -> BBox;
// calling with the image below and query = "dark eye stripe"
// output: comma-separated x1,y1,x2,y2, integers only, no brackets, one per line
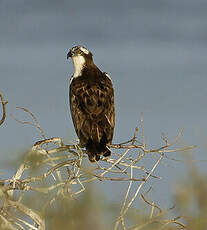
72,46,79,52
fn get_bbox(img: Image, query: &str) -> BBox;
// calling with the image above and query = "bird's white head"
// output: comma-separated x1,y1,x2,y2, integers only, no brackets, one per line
67,46,93,78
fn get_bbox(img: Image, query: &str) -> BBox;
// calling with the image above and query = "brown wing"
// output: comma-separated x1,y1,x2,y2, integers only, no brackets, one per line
69,72,115,146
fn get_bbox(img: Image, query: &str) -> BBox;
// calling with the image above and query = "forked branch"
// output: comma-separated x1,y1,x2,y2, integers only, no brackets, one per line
1,107,192,230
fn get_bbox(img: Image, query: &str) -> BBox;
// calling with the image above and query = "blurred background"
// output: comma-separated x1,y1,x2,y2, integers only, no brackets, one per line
0,0,207,211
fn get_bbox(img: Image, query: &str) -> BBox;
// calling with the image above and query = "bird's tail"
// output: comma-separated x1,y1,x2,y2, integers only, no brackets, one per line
86,139,111,162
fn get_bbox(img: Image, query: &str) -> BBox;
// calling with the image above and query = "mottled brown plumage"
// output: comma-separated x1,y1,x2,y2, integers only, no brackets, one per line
67,46,115,162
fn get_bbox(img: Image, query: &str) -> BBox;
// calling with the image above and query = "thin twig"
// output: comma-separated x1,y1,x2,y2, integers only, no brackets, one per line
140,193,162,214
114,154,164,229
0,91,8,126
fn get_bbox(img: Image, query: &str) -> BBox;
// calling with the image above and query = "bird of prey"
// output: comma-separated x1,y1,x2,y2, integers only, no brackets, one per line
67,46,115,162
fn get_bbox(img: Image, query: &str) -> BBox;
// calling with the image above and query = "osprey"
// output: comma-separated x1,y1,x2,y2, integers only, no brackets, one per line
67,46,115,162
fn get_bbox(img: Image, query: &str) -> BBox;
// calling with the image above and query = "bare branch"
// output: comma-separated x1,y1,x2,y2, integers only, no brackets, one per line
0,91,8,126
12,107,46,139
1,110,190,229
140,193,162,214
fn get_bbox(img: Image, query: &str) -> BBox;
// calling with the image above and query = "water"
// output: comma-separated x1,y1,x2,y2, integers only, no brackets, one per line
0,0,207,209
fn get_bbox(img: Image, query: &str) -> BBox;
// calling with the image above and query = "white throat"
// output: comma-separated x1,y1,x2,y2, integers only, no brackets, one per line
72,55,86,78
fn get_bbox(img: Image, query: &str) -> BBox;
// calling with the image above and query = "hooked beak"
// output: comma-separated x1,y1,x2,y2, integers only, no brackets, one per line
67,50,72,59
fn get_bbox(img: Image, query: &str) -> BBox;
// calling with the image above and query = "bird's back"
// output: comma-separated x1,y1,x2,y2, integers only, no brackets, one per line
69,68,115,161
